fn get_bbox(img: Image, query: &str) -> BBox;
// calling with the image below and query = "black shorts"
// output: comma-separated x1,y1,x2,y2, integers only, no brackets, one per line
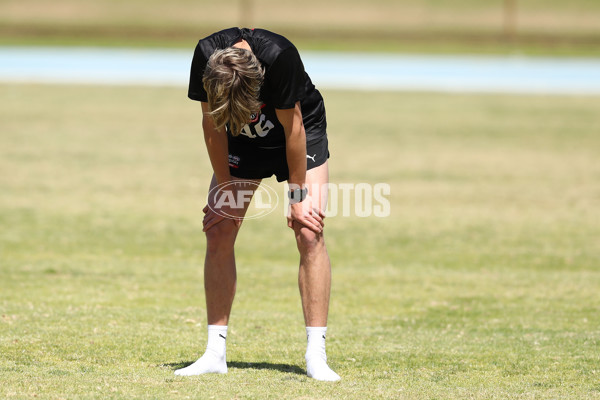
227,136,329,182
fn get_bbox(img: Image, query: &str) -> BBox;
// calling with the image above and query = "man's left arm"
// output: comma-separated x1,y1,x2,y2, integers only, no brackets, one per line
276,102,325,233
276,102,306,188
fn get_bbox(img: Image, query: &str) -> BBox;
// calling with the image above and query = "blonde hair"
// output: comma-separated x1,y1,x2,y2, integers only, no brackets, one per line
203,47,264,136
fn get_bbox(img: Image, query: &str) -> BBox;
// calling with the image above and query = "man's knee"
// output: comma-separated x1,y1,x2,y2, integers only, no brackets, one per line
205,219,238,253
295,225,324,254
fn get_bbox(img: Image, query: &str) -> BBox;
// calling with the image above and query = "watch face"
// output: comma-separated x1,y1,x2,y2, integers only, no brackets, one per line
288,188,307,203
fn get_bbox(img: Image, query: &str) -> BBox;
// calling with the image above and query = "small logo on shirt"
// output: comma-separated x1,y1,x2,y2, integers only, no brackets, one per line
248,103,266,123
241,105,273,138
228,154,240,168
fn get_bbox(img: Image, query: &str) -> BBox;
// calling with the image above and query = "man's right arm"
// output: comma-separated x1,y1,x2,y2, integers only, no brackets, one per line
201,102,231,184
201,101,241,231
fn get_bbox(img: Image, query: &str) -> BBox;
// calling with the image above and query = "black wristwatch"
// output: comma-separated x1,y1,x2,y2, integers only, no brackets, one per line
288,187,308,204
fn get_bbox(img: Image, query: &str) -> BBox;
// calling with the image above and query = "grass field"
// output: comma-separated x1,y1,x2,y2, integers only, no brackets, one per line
1,0,600,55
1,83,600,399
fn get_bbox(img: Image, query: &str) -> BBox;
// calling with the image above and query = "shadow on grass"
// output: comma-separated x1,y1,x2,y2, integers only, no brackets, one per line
229,361,305,375
163,361,305,375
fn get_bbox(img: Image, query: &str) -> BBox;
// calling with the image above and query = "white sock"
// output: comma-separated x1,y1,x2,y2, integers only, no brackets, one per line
305,327,341,382
174,325,228,376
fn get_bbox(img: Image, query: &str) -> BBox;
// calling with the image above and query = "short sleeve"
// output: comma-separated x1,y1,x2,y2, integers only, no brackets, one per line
188,43,209,102
266,47,307,109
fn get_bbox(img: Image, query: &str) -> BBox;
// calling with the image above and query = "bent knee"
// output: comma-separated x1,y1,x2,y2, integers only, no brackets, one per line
205,219,239,250
295,225,325,253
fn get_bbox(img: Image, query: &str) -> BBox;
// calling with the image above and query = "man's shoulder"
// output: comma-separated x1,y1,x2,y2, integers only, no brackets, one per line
197,27,242,54
250,29,295,50
248,28,298,68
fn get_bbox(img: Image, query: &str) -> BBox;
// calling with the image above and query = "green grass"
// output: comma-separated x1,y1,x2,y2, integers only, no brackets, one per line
1,84,600,398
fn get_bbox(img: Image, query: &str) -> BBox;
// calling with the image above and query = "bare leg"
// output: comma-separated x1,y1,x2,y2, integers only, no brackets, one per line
295,225,331,327
175,175,259,376
295,161,331,326
204,217,239,326
292,162,340,381
203,175,260,325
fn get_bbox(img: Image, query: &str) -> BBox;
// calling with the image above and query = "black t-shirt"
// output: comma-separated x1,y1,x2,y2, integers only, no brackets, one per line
188,27,326,148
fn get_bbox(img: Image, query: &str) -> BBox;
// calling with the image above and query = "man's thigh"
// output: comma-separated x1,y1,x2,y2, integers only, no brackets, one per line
305,161,329,212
